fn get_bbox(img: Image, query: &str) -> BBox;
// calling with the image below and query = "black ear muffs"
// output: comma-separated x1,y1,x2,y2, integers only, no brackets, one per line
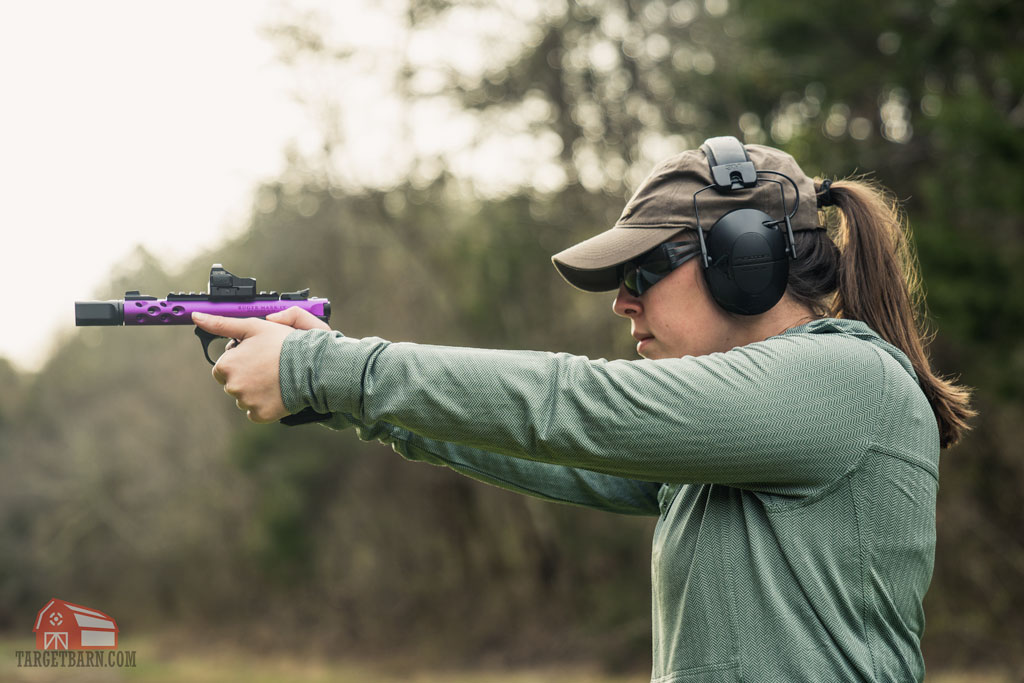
695,136,798,316
703,208,790,315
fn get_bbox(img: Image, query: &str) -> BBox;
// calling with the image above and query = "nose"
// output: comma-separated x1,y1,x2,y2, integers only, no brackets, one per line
613,283,643,318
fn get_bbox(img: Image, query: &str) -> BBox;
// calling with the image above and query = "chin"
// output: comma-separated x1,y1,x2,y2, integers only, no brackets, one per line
637,341,666,360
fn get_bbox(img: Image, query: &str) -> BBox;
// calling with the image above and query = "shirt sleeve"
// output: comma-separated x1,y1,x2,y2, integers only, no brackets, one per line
280,329,886,497
332,413,662,515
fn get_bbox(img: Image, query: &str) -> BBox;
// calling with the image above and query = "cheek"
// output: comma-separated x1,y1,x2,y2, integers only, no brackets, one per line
653,265,729,355
656,261,708,323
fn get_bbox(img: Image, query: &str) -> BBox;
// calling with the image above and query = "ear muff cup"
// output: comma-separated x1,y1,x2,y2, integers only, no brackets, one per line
703,208,790,315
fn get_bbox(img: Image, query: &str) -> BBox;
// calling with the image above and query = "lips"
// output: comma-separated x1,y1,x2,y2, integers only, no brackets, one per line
634,333,655,356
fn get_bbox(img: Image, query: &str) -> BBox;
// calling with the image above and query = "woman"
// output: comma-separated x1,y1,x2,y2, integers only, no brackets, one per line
195,138,974,681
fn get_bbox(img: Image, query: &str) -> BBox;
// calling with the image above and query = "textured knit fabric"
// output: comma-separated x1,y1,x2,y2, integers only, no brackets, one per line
279,318,940,682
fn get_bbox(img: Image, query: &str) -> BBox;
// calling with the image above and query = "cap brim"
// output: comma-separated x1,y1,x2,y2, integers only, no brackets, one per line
551,226,683,292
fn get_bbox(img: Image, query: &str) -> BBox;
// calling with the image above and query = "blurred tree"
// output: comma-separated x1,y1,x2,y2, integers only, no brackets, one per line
2,0,1021,676
268,0,1024,671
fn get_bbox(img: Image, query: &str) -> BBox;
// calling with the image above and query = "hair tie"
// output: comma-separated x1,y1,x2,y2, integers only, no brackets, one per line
816,179,836,208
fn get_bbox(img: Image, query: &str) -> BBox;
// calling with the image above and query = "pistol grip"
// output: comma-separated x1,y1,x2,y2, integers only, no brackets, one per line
194,326,333,426
279,407,334,426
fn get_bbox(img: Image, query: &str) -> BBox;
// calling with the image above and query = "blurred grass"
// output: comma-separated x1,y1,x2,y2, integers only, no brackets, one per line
0,634,1015,683
2,634,649,683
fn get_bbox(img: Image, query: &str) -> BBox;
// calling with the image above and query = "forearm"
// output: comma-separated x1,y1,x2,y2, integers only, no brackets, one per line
349,417,661,515
312,399,661,515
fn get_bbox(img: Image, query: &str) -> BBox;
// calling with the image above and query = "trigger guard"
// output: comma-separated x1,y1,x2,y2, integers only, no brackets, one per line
194,326,223,365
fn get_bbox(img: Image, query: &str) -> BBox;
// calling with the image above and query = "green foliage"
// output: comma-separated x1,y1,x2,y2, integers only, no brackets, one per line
1,0,1021,675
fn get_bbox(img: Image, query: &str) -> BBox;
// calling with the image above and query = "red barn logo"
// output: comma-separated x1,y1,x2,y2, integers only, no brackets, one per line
33,599,118,650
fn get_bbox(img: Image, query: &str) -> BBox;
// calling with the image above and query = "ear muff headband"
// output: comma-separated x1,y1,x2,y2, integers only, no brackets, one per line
694,136,800,315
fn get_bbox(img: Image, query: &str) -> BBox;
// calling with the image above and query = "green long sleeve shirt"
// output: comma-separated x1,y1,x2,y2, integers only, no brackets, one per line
279,318,939,682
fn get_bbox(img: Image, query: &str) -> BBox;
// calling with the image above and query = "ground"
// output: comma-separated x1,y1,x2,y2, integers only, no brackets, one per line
0,636,1014,682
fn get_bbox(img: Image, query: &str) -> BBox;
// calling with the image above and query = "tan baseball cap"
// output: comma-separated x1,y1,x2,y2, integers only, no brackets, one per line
551,143,820,292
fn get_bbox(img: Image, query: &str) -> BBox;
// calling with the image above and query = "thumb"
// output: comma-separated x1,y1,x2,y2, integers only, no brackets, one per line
191,312,263,340
266,306,332,331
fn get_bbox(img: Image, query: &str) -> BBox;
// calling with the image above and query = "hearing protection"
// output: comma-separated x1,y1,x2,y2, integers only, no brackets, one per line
695,136,800,315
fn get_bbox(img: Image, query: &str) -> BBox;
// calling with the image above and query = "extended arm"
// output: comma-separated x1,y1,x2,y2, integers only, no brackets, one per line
195,309,661,514
280,328,887,496
336,414,662,515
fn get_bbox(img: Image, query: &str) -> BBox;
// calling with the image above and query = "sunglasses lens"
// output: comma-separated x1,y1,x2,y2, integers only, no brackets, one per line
622,263,641,296
621,241,699,297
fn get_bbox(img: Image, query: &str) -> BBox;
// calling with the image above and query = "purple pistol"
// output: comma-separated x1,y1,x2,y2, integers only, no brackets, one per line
75,264,333,426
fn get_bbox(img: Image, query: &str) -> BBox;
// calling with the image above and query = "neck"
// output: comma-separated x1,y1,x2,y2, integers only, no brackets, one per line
726,296,820,348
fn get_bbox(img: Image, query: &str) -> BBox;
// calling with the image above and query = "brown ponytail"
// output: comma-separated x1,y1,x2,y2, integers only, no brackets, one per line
788,177,976,448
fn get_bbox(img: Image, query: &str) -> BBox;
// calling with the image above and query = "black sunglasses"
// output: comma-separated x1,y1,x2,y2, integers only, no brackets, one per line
621,240,701,297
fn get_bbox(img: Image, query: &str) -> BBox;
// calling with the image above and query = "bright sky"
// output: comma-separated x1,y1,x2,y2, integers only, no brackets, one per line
0,0,563,373
0,1,321,372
